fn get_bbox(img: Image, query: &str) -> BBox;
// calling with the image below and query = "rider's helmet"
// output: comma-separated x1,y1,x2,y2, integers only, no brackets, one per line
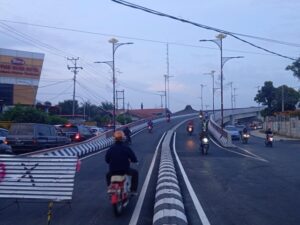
113,130,125,142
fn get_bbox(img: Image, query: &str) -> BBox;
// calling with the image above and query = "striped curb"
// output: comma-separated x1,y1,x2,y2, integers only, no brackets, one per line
153,131,187,225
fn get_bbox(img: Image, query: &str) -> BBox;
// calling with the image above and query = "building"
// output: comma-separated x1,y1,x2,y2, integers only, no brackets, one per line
0,48,44,111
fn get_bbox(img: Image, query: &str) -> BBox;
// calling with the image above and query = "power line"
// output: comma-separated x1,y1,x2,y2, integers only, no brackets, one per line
111,0,297,60
0,19,296,57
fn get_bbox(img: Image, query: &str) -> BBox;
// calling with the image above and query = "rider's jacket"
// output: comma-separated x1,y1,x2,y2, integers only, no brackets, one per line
105,142,137,173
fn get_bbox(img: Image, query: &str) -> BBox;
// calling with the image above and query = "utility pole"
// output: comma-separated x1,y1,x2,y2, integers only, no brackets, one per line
164,74,168,114
157,91,165,108
116,90,125,111
233,87,237,108
200,84,205,111
67,57,83,119
281,87,284,112
203,70,216,115
228,82,233,110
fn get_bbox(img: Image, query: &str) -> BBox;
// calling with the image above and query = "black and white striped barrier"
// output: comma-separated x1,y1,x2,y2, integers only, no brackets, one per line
39,137,114,157
31,113,197,158
153,131,187,225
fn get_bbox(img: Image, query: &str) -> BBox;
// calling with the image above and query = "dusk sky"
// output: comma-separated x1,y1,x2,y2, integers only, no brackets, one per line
1,0,299,112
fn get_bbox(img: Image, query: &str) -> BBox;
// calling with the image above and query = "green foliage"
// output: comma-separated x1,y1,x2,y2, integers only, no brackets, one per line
255,81,300,116
58,100,78,115
46,115,68,125
100,101,113,110
94,114,111,126
1,105,47,123
0,105,67,124
286,57,300,80
116,114,132,125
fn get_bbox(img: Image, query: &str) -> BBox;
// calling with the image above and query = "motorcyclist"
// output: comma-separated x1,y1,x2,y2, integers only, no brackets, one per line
123,126,132,144
265,128,273,139
105,131,138,194
186,120,194,132
147,119,153,128
166,113,171,122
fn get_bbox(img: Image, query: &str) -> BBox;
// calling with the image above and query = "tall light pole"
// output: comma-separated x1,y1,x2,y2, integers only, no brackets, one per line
157,91,165,108
200,84,206,111
200,34,243,128
203,70,216,115
95,38,133,131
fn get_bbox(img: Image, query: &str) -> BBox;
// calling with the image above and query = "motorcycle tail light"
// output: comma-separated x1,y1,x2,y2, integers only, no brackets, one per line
75,133,80,140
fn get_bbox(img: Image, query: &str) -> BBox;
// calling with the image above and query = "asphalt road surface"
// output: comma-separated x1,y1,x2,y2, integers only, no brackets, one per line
1,118,300,225
175,120,300,225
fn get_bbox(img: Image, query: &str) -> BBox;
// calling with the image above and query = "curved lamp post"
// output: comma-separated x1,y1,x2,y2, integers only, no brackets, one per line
95,38,133,131
200,34,243,128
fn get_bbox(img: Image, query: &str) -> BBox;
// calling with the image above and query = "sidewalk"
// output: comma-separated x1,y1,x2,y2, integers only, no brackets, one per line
250,129,300,141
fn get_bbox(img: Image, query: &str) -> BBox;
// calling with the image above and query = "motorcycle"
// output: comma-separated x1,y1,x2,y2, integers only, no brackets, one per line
200,136,209,155
108,175,132,216
187,125,193,136
124,135,132,145
148,125,153,133
265,134,273,147
241,133,250,144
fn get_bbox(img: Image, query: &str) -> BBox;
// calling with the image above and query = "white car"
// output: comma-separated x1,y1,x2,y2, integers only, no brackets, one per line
225,125,240,140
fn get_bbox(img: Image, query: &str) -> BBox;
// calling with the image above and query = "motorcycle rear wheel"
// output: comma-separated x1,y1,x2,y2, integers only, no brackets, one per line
113,202,123,217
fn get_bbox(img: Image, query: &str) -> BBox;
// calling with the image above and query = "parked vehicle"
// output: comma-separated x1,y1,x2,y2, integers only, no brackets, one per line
88,126,106,136
225,125,240,140
6,123,71,153
0,128,8,143
59,124,94,142
0,129,12,154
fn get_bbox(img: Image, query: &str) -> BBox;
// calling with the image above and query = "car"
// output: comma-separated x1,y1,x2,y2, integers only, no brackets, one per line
225,125,240,140
0,128,13,155
235,124,246,134
86,126,106,136
59,124,95,142
6,123,72,153
0,128,8,143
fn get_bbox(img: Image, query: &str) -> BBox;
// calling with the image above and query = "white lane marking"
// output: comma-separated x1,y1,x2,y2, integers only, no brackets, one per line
153,209,187,223
154,197,184,209
235,145,269,162
173,132,211,225
128,132,166,225
209,137,268,163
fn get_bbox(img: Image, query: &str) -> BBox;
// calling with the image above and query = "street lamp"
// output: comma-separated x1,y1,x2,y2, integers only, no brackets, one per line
95,38,133,132
200,34,243,128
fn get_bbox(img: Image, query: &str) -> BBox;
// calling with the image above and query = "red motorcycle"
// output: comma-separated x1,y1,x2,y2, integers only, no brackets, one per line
108,175,132,216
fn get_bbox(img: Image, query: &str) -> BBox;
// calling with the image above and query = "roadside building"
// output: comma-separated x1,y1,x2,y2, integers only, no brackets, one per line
0,48,44,112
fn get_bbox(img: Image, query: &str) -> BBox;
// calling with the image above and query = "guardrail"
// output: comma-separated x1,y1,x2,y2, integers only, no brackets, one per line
208,107,262,147
21,113,198,158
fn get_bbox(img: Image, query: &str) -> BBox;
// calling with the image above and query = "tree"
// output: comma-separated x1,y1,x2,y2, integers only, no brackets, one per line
116,114,132,125
275,85,300,111
254,81,300,116
58,100,78,115
0,105,47,123
100,101,113,110
286,57,300,80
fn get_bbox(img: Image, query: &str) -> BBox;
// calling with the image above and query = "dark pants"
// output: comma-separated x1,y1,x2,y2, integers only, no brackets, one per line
106,168,138,192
